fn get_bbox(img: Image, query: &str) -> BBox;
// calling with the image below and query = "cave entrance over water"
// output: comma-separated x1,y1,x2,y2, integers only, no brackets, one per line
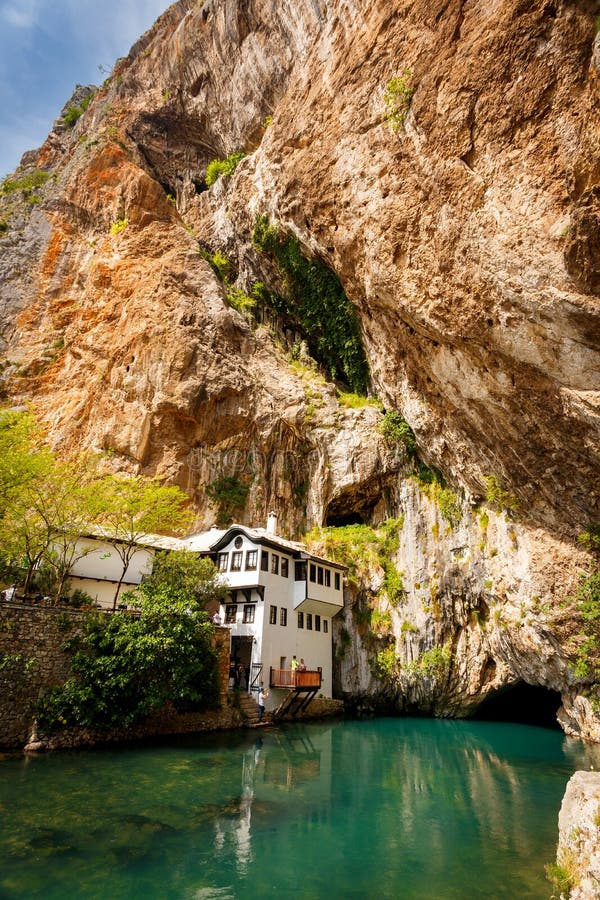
472,681,562,730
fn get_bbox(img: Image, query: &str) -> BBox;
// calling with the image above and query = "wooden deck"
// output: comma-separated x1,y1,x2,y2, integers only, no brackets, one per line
269,667,322,690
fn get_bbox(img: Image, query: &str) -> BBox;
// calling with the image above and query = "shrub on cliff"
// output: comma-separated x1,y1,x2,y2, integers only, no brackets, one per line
252,216,369,393
572,569,600,710
205,151,246,187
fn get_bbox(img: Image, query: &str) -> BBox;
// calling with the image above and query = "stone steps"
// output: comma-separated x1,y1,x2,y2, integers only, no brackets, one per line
236,691,270,725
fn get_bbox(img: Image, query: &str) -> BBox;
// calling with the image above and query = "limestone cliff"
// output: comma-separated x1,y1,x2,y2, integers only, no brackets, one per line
555,771,600,898
0,1,599,736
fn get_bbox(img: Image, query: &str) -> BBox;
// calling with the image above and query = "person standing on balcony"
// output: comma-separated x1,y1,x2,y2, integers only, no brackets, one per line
291,655,298,686
298,658,307,672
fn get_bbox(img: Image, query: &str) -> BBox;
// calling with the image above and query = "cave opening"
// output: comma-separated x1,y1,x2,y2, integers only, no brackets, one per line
325,511,367,527
472,681,562,730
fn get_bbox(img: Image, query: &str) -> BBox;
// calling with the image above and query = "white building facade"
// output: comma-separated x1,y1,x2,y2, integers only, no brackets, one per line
63,520,345,709
204,525,345,706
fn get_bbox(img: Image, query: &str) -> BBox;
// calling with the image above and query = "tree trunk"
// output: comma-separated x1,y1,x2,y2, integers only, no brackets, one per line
113,570,126,610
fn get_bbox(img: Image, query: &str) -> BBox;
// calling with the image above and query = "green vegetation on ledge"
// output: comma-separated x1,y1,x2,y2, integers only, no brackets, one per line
205,152,247,187
206,476,250,527
252,216,369,393
383,71,414,132
304,519,404,606
572,568,600,711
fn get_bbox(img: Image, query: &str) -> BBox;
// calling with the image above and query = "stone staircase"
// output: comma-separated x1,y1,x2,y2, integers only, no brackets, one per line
237,691,270,726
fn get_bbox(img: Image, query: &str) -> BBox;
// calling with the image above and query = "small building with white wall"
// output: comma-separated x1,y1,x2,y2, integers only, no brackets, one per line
64,516,345,708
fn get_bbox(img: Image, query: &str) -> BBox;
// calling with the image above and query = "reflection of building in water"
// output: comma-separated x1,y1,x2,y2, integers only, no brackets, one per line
212,727,334,876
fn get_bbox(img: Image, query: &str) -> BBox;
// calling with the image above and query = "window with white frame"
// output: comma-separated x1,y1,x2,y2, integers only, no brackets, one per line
245,550,258,570
324,569,331,587
281,558,289,578
315,615,321,632
317,566,324,585
280,607,287,626
269,605,277,624
243,604,255,624
231,551,242,571
298,611,304,628
225,604,237,624
217,552,229,572
271,554,279,575
323,619,328,633
307,613,313,630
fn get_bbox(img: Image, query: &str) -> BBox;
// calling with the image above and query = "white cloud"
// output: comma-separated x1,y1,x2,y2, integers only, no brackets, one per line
1,0,40,28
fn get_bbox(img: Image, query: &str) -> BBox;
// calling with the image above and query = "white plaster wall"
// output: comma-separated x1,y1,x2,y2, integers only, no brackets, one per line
68,538,154,585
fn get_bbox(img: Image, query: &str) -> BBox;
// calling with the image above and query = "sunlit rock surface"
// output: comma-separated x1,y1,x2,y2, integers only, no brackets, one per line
0,0,598,736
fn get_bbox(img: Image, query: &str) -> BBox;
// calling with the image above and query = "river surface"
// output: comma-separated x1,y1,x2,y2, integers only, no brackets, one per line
1,717,598,899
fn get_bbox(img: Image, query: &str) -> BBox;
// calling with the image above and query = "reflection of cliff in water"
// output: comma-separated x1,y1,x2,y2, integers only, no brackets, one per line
2,720,597,898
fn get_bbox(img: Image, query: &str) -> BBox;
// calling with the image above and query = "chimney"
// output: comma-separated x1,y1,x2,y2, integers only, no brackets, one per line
266,511,278,534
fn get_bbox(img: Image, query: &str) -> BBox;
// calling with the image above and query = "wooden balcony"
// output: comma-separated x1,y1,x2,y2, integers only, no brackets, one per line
269,667,322,690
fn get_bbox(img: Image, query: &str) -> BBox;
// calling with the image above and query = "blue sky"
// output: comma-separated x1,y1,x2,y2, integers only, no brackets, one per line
0,0,171,176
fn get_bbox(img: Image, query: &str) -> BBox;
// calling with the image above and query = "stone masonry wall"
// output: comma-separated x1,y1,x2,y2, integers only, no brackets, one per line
0,603,237,750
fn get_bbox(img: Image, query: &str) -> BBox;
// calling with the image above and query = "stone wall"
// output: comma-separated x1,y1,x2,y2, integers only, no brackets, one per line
0,603,238,750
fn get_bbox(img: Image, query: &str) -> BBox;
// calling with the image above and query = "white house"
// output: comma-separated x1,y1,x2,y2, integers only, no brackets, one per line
195,516,345,710
65,516,345,711
65,528,183,608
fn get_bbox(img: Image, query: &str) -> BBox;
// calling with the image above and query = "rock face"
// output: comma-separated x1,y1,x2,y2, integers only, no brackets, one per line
556,771,600,898
0,1,599,735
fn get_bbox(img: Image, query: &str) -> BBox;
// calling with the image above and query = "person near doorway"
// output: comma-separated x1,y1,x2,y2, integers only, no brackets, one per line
258,683,269,722
291,655,298,685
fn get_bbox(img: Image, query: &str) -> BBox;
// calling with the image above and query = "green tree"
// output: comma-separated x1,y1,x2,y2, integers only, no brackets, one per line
137,550,226,613
36,557,221,732
0,448,104,598
0,410,53,516
97,475,193,609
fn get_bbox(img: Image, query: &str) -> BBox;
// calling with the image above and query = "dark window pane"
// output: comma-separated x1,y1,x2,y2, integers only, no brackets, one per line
295,561,307,581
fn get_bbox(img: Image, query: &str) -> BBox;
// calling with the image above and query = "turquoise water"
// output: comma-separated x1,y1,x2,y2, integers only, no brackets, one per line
1,718,598,899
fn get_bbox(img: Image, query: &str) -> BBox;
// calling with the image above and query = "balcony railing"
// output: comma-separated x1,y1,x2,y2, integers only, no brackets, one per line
270,667,322,689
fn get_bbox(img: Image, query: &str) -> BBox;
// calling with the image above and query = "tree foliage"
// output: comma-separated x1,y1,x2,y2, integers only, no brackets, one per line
95,474,192,608
36,554,222,732
0,411,193,606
